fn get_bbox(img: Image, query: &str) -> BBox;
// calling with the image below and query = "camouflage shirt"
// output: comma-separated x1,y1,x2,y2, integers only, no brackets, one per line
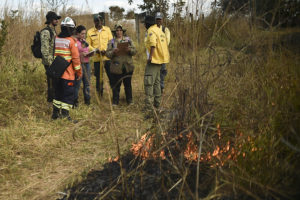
106,37,137,75
41,26,56,66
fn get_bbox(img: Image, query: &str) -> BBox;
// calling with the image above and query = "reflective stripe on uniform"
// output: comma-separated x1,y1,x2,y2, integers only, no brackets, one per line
74,65,81,70
61,102,72,110
55,49,71,54
62,56,72,60
53,99,62,109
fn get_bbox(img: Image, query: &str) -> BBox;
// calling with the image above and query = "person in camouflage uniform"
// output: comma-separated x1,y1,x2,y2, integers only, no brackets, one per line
41,11,61,102
106,24,137,105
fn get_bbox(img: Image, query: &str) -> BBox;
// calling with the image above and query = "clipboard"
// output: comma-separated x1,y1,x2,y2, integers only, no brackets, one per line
85,49,96,57
116,42,129,56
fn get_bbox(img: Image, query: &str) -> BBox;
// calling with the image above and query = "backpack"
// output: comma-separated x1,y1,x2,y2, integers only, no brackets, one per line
162,26,166,33
31,27,53,59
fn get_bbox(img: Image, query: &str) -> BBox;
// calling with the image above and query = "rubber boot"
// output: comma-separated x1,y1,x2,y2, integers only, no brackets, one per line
51,105,60,120
61,109,78,123
73,98,79,108
84,98,90,105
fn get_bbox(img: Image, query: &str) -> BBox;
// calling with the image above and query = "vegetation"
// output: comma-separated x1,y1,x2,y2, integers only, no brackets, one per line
0,0,299,199
109,6,125,21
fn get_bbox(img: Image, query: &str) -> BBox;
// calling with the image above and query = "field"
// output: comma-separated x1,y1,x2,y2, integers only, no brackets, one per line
1,1,300,200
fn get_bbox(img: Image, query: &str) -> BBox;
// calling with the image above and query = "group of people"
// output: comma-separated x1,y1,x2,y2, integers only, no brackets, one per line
40,11,170,121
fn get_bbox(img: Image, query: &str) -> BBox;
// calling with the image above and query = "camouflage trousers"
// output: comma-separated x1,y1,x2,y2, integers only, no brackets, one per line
144,63,162,111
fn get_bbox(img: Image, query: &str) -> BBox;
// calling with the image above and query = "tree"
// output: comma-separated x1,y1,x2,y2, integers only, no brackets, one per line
129,0,170,18
41,0,69,12
109,6,125,21
125,9,135,19
171,0,186,18
213,0,300,27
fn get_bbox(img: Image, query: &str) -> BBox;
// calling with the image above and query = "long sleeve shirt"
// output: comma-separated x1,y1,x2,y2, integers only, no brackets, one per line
145,24,170,64
86,26,113,62
55,36,81,80
77,39,89,63
41,26,56,66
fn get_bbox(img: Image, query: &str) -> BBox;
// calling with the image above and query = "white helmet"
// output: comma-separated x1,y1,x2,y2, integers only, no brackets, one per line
61,17,75,28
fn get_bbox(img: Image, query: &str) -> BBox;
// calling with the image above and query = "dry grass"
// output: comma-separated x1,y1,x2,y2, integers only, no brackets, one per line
0,5,153,199
0,59,155,200
1,1,300,199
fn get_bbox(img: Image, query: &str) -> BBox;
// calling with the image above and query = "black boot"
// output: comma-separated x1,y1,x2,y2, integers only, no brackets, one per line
51,106,60,120
84,98,90,105
61,109,78,123
73,98,79,108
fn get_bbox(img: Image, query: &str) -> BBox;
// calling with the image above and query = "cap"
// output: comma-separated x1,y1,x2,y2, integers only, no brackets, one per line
45,11,61,24
155,12,163,19
93,13,103,21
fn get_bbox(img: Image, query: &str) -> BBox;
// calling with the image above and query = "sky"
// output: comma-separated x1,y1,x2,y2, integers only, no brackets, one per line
0,0,143,13
0,0,212,15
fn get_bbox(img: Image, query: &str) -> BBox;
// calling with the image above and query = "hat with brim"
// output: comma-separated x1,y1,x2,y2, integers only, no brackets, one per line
144,15,155,25
45,11,61,24
112,24,126,33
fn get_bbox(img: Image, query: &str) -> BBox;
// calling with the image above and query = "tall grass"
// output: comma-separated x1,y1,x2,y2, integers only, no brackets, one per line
0,0,299,199
164,2,300,199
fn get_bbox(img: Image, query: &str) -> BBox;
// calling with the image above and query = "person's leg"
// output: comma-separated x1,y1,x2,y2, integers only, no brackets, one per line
94,62,100,93
153,64,162,109
111,73,122,105
73,76,81,108
144,63,155,111
123,71,133,104
104,60,113,87
44,65,55,102
61,79,75,120
160,63,167,93
52,78,63,119
82,63,91,105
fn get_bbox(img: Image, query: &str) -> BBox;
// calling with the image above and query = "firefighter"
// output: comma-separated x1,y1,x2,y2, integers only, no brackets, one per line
86,13,113,97
52,17,82,121
144,15,170,117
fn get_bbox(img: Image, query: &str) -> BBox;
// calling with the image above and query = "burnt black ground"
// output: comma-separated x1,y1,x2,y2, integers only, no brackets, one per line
57,151,216,200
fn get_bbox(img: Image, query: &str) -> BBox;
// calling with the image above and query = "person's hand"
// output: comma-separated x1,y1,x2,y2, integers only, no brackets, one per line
147,56,152,64
76,75,82,81
113,48,119,55
100,50,106,55
95,48,100,54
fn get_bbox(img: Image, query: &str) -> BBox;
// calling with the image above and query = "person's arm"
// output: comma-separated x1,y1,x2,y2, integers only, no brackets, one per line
147,29,157,63
105,40,116,58
101,27,113,55
40,30,53,66
128,38,137,56
108,28,113,41
148,46,155,63
86,30,95,52
165,27,170,45
70,39,82,78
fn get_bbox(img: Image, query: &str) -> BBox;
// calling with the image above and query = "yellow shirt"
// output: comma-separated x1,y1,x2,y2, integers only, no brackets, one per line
146,24,170,64
159,26,170,45
86,26,113,62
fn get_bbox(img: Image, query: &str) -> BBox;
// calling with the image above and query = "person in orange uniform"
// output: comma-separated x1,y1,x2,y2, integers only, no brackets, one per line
52,17,82,121
86,13,113,96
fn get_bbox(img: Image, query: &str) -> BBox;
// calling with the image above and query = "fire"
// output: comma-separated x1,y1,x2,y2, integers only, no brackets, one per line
130,133,166,160
130,124,257,167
